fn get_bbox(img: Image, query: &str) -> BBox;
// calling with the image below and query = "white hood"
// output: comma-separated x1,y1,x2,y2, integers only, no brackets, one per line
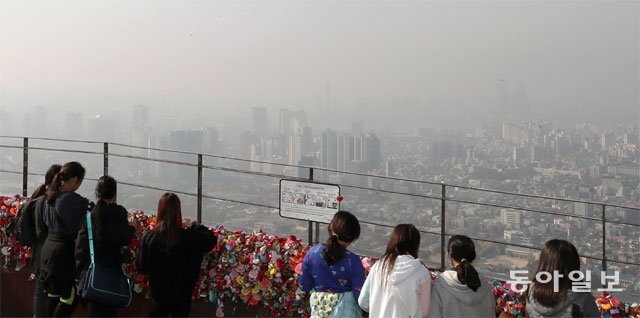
359,254,432,318
389,255,427,286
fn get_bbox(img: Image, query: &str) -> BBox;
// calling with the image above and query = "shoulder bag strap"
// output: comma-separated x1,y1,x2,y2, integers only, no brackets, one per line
86,212,95,265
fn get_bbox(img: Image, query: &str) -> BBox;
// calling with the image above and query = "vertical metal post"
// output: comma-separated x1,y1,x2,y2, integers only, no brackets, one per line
103,143,109,176
602,204,607,273
308,167,314,244
197,154,203,224
441,182,446,270
22,138,28,197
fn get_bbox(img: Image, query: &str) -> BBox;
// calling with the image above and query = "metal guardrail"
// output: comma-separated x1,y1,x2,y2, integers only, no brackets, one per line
0,136,638,272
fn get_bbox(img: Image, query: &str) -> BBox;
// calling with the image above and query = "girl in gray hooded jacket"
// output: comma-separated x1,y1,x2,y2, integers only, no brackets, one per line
428,235,495,318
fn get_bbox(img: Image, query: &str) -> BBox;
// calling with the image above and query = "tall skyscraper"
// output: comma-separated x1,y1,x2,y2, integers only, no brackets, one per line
363,133,381,171
321,129,338,170
240,132,260,160
301,126,313,156
321,129,381,173
278,108,292,135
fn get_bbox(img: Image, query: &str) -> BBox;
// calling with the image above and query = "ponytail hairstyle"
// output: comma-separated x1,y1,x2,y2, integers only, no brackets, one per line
530,239,580,307
323,211,360,265
448,235,481,292
30,164,62,198
155,193,183,248
46,161,86,204
381,224,420,285
91,175,117,242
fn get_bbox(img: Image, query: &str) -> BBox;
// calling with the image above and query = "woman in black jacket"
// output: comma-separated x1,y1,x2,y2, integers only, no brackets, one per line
75,175,135,317
38,161,89,317
31,164,62,317
136,193,217,317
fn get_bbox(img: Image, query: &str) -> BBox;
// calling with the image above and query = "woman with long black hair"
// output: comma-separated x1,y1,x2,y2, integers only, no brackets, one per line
136,193,216,317
38,161,89,317
75,175,135,317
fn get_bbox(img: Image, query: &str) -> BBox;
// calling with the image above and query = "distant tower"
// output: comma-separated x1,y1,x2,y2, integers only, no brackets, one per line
497,79,510,114
278,108,292,135
321,129,338,170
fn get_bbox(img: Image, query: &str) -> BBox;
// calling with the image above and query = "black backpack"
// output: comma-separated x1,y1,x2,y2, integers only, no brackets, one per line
8,196,43,246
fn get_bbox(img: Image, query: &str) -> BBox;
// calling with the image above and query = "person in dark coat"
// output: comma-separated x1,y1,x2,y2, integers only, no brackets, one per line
30,164,62,317
38,161,89,317
136,193,217,317
75,175,135,317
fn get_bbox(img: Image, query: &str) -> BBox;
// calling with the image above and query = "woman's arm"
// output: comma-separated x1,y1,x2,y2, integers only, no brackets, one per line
135,233,150,274
297,253,314,292
428,283,443,318
350,254,366,300
74,216,90,279
419,277,431,318
34,197,48,241
357,272,372,312
114,205,135,246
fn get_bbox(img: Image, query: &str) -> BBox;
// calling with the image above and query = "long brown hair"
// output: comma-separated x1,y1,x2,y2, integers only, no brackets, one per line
323,211,360,265
530,239,580,307
380,224,420,285
46,161,85,204
154,193,183,248
448,235,482,292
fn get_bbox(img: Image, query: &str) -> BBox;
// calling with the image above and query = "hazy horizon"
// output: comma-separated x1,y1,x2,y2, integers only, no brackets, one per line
1,0,638,129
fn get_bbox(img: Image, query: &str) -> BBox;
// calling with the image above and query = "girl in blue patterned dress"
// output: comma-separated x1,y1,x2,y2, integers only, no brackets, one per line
299,211,365,318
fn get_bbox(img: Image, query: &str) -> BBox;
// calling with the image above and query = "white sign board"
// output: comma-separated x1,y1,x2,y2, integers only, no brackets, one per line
279,179,341,223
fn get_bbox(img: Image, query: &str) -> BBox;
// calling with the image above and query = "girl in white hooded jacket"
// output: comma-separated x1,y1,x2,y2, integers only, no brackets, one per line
358,224,431,318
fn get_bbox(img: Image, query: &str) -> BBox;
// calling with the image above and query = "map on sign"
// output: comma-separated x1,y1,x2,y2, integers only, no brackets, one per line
279,179,341,223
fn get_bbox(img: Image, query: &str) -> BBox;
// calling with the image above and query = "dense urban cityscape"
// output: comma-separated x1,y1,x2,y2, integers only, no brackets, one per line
1,104,638,301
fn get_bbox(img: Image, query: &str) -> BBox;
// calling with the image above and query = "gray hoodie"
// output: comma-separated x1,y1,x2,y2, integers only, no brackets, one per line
428,270,495,318
526,287,600,318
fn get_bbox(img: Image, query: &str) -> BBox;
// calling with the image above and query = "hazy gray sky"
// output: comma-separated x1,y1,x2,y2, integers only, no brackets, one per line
0,0,638,126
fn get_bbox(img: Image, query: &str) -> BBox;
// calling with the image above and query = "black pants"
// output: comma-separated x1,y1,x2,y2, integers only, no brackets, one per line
150,299,192,317
44,293,78,317
33,277,48,317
